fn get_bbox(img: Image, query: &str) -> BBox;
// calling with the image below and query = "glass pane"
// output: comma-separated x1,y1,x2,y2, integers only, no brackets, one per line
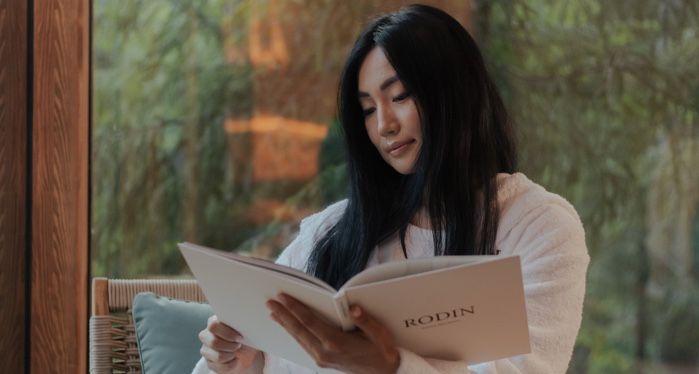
477,2,699,372
91,0,470,277
91,0,699,371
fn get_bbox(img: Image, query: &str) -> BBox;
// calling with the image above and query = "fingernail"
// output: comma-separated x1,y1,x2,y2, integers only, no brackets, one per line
351,305,361,318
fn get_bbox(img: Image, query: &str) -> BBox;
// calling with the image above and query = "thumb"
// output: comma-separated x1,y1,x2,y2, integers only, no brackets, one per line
350,305,398,359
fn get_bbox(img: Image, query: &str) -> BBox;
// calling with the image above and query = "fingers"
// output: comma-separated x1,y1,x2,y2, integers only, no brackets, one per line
200,341,241,373
267,298,324,349
207,315,243,343
350,305,398,360
200,344,237,364
199,314,244,374
199,328,242,353
199,315,263,373
273,294,344,346
267,296,400,372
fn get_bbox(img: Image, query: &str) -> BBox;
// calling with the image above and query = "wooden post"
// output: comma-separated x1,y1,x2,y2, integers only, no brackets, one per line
0,1,28,372
31,0,90,372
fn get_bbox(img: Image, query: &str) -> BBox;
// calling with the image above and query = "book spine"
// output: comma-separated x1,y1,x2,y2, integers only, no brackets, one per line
332,291,354,331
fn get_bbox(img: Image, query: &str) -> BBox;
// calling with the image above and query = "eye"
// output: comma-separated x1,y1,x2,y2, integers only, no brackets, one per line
362,108,376,117
393,92,411,102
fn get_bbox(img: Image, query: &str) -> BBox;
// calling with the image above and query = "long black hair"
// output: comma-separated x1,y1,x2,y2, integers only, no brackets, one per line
307,4,517,289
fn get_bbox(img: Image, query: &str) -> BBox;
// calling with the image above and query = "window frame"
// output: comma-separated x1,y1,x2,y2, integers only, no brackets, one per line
0,0,90,372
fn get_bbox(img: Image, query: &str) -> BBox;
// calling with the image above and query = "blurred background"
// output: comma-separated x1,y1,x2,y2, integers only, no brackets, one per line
91,0,699,372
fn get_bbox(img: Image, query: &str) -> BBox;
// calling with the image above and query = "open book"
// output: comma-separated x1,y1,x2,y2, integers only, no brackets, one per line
179,242,530,373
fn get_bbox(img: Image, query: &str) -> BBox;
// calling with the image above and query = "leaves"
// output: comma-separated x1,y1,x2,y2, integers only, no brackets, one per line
92,0,699,369
481,0,699,369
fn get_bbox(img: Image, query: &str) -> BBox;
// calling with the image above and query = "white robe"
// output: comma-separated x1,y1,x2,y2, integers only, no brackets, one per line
193,172,590,373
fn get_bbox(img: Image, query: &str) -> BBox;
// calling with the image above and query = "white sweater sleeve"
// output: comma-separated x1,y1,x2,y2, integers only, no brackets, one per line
394,203,590,374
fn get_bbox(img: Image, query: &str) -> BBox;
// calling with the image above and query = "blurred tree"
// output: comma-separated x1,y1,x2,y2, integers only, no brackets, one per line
474,0,699,371
92,0,699,371
92,0,253,276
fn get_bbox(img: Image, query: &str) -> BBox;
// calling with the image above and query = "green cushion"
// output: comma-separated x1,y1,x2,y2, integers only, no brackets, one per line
132,292,213,374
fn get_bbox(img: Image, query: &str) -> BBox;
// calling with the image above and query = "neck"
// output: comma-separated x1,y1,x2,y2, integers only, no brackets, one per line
410,206,431,229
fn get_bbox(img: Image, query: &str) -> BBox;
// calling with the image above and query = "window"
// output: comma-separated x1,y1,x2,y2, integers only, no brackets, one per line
91,1,699,371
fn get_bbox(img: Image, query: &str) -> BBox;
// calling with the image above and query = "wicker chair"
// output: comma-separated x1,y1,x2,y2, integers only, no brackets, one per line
89,277,208,373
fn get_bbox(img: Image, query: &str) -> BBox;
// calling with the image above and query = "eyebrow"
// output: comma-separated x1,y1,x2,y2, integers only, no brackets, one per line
358,75,400,98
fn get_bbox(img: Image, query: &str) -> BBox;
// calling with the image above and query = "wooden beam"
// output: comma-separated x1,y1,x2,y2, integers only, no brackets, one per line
32,0,89,372
0,0,27,372
91,277,109,317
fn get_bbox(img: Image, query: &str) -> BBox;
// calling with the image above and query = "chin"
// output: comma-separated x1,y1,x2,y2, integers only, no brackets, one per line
391,162,416,175
382,154,417,175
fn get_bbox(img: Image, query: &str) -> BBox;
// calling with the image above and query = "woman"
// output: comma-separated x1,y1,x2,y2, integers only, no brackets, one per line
194,4,589,373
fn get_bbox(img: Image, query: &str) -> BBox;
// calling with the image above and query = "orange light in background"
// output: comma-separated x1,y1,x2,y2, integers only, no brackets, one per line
225,115,328,139
224,114,329,183
248,0,289,68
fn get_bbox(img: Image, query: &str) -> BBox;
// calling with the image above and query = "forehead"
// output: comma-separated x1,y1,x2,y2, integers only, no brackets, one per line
358,47,398,92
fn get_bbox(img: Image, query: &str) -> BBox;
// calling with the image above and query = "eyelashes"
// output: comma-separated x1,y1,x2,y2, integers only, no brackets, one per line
392,92,410,102
362,92,411,117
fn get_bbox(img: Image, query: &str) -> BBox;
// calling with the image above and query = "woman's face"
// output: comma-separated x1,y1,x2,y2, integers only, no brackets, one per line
358,47,422,175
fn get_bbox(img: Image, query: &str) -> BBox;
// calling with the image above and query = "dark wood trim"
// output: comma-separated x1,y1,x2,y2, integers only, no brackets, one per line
31,0,89,372
0,0,28,372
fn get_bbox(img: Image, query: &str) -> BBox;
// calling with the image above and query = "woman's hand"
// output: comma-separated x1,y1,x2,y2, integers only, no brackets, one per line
198,315,262,374
266,294,400,374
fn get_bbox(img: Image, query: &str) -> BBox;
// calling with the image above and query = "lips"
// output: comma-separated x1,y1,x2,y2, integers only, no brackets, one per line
386,139,415,156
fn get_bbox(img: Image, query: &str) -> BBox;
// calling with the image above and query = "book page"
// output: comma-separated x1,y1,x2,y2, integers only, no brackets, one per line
181,242,335,292
180,242,344,374
341,255,497,290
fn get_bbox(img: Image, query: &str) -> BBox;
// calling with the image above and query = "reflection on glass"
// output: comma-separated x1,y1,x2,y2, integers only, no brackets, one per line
91,0,699,371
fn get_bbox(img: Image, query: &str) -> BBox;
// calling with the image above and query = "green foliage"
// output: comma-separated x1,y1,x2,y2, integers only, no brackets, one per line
92,0,253,276
655,289,699,364
93,0,699,370
477,0,699,370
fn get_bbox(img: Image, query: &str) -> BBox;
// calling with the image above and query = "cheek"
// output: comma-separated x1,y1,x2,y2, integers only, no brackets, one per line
396,101,422,135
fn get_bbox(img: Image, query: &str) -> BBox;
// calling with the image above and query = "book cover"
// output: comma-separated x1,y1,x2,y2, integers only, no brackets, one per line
179,242,530,373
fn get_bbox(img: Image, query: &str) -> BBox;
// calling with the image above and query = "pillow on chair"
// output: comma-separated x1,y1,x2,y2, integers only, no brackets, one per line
133,292,213,373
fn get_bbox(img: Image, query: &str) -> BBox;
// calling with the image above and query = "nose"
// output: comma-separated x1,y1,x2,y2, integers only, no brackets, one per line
377,105,400,137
